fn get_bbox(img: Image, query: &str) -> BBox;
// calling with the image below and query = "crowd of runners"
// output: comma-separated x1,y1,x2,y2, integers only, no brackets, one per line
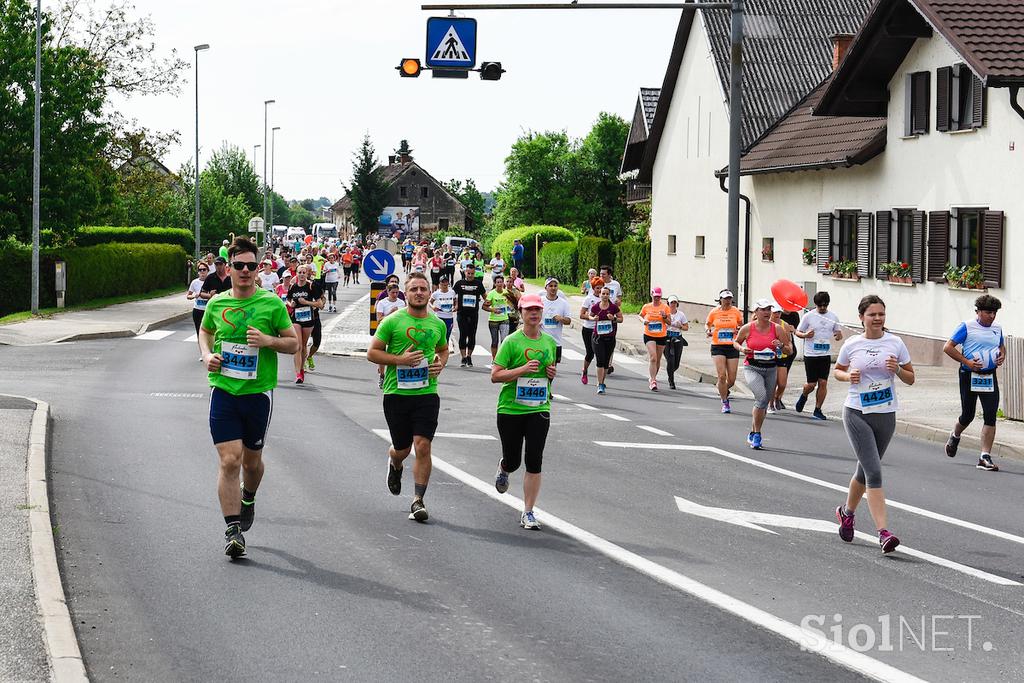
193,235,1008,561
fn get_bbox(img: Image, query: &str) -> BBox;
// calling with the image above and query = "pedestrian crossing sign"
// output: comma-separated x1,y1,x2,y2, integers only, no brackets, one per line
425,17,477,69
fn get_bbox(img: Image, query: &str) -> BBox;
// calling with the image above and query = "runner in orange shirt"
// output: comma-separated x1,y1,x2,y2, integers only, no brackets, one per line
706,289,744,413
640,287,672,391
341,250,354,287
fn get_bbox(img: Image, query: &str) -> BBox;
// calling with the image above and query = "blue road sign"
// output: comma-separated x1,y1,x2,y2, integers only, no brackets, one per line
363,249,396,282
425,17,477,69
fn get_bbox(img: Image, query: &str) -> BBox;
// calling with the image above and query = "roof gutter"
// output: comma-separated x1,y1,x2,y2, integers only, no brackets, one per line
1011,87,1024,124
719,174,751,324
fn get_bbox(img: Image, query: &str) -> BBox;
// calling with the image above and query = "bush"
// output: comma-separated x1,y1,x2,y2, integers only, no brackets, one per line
613,240,651,306
490,225,575,277
576,236,614,276
538,241,578,284
1,241,188,316
72,226,195,253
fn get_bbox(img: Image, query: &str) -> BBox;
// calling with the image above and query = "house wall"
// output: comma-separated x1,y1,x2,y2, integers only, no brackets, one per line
748,35,1024,363
383,165,467,236
650,14,752,322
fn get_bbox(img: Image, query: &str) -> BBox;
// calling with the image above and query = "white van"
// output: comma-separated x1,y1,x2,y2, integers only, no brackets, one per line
444,236,477,252
312,223,338,240
285,227,307,241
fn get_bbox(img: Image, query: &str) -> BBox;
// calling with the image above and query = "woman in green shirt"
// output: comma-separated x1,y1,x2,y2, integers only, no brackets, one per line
490,293,557,530
483,275,511,359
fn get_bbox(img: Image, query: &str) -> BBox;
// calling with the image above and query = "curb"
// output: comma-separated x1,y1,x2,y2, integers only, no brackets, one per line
50,310,192,344
614,338,754,398
137,310,192,335
13,395,90,682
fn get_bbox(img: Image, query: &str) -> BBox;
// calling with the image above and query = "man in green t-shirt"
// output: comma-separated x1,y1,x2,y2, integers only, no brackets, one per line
490,293,557,530
218,240,229,261
366,272,450,522
199,237,298,558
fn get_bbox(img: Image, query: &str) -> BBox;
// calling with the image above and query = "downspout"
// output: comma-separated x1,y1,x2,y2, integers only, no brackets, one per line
1011,87,1024,123
720,174,752,324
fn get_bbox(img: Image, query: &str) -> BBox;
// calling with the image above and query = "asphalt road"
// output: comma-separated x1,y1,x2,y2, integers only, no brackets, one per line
2,283,1022,682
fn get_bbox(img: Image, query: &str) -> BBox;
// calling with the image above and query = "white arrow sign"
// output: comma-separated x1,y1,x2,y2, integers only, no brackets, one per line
367,254,385,272
674,496,1021,586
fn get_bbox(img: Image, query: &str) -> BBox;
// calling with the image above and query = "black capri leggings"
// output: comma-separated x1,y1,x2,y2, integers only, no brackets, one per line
594,335,616,369
958,370,1000,427
582,327,595,364
324,281,338,304
457,311,478,351
192,307,204,335
497,411,550,474
310,317,322,349
665,338,684,377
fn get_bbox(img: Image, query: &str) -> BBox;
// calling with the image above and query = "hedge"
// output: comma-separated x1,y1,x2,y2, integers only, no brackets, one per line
1,241,188,316
73,226,195,254
537,241,578,285
490,226,575,277
612,240,651,305
576,236,614,278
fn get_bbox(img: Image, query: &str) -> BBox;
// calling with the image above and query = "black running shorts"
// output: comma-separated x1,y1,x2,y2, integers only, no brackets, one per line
383,393,440,451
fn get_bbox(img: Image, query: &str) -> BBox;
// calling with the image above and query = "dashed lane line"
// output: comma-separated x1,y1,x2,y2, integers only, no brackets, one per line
637,425,673,437
134,330,175,341
602,414,630,422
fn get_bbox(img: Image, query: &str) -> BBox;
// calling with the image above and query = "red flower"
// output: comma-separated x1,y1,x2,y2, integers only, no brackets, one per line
901,262,909,269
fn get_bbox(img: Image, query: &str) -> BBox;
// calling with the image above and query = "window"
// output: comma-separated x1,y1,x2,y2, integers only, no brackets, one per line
399,186,408,199
895,211,914,263
667,234,677,255
761,237,774,262
954,209,982,267
877,209,925,283
837,211,858,262
819,211,872,276
928,208,1004,287
904,71,930,136
421,186,429,199
438,217,449,231
937,64,985,132
695,235,705,257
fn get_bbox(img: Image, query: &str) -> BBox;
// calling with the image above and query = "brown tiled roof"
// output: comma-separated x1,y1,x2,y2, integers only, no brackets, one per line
732,77,887,176
915,0,1024,85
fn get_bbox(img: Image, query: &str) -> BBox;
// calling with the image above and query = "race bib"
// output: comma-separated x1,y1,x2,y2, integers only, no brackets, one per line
396,359,429,390
220,343,258,380
716,329,735,343
294,306,312,323
970,372,995,393
446,259,455,267
753,349,777,362
668,330,681,338
596,320,614,336
439,301,453,312
859,379,894,414
812,340,831,353
461,295,477,307
498,305,510,315
543,317,559,328
515,377,548,407
647,322,663,334
194,297,207,310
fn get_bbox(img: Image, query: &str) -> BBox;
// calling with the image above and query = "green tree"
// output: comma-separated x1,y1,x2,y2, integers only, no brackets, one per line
490,131,582,232
0,0,109,243
344,133,387,237
443,178,487,233
576,112,630,242
205,143,262,217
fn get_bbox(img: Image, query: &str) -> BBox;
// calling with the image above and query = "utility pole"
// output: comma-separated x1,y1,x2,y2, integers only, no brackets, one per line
193,44,210,263
31,0,41,314
262,100,275,248
270,126,280,230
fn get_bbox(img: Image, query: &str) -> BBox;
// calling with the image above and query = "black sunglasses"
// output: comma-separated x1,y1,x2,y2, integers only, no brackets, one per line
231,261,259,272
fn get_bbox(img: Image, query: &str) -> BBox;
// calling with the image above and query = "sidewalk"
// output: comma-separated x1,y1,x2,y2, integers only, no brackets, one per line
526,283,1024,462
0,292,191,346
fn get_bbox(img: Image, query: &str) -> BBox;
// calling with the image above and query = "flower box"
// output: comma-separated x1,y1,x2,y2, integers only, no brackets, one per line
830,273,860,282
887,276,913,285
948,284,987,292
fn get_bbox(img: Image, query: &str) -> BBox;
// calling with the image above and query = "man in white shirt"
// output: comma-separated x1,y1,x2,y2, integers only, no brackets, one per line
540,277,573,363
599,265,622,305
794,291,843,420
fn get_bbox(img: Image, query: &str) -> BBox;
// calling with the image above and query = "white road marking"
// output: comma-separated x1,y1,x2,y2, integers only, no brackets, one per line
472,347,491,358
561,348,584,361
552,393,572,401
595,441,1024,548
573,403,598,411
637,425,673,437
611,355,641,365
181,333,198,343
372,429,496,441
134,330,175,341
674,496,1020,586
323,293,370,336
370,431,926,683
602,413,630,422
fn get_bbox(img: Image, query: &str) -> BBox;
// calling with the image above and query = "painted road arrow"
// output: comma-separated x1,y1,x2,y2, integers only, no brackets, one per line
674,496,1021,586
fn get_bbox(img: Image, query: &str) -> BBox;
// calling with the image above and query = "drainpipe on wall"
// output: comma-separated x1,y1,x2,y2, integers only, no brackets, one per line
720,174,751,324
1010,87,1024,123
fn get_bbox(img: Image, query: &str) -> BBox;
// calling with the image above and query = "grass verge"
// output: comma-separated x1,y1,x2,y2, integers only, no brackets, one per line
0,285,185,326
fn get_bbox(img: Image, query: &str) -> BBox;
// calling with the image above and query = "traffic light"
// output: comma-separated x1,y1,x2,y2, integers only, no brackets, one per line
397,58,421,78
479,62,505,81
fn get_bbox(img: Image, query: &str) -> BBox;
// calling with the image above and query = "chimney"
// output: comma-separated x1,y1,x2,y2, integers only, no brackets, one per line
830,33,854,71
388,155,396,165
396,139,413,164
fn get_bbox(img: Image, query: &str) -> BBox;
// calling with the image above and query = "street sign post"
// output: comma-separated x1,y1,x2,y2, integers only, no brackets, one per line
248,217,265,234
425,17,477,69
363,249,397,282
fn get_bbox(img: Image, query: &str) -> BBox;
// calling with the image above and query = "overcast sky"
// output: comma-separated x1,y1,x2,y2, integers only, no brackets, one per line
107,0,681,202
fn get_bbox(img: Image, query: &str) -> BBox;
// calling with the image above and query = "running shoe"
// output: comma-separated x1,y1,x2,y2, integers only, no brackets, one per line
751,432,763,450
812,408,827,421
776,399,786,411
240,486,255,532
766,404,777,415
835,505,855,542
581,372,588,385
650,379,658,392
224,526,246,558
721,399,731,414
597,383,606,395
945,434,960,458
794,393,808,413
295,372,304,385
668,379,676,390
409,498,429,522
307,356,315,371
520,510,541,530
977,454,999,472
878,529,900,554
466,357,473,367
607,365,614,375
387,459,403,495
746,432,755,447
494,466,510,494
460,357,468,367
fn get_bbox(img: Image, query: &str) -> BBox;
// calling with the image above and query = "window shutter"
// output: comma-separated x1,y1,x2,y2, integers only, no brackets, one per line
972,74,986,129
817,213,832,273
914,71,930,133
904,74,914,137
911,211,926,283
856,212,873,278
936,67,951,132
927,211,950,281
875,210,891,278
981,210,1004,288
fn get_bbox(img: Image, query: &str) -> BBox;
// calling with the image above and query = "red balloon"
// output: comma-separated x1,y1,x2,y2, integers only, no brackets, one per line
304,234,313,244
771,279,808,312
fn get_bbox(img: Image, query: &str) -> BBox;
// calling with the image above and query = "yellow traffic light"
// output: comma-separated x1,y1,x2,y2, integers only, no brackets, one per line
398,58,421,78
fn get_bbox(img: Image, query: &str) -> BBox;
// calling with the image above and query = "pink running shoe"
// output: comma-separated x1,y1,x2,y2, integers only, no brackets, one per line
878,529,900,554
581,372,588,385
835,505,855,542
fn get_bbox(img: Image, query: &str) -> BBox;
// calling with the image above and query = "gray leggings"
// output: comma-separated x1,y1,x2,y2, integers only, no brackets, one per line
744,364,777,410
842,407,896,489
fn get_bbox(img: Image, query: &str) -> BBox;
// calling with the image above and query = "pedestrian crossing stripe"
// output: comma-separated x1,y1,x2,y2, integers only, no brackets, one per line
432,25,471,63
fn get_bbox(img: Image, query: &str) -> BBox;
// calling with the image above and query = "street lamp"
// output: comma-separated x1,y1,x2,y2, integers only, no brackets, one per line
262,99,275,247
31,0,41,313
193,44,209,263
253,144,261,170
270,126,280,231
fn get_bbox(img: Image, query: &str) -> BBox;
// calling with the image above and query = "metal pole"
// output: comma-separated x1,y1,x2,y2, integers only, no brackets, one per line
262,100,274,248
31,0,41,314
270,126,280,231
725,0,743,300
253,144,260,169
193,44,209,264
